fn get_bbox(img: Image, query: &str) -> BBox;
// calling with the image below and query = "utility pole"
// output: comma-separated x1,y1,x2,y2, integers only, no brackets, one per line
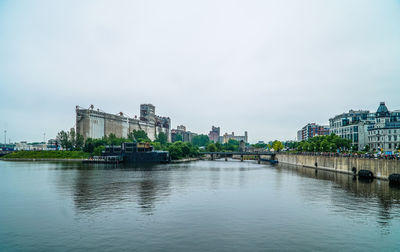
43,132,46,143
4,130,6,145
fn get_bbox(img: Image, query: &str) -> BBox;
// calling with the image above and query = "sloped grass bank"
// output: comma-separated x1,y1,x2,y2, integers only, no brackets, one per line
2,151,90,159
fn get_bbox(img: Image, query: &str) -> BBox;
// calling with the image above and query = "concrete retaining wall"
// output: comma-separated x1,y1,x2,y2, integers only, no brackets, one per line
276,154,400,179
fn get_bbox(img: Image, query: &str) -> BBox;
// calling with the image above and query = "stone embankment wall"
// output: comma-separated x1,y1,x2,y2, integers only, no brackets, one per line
276,154,400,179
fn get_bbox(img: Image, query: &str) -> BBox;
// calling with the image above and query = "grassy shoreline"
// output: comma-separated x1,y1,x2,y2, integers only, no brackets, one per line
0,158,85,162
1,150,90,160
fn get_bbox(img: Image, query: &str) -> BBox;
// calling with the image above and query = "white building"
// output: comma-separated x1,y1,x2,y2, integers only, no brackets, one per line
15,141,48,151
329,110,375,151
367,102,400,153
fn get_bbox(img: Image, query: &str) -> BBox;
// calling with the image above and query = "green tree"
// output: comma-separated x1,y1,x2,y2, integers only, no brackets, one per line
156,132,168,146
69,128,76,148
297,142,305,151
173,134,183,142
57,130,71,150
128,130,150,143
93,145,105,156
168,141,184,160
57,129,84,151
329,143,337,152
320,139,330,152
74,132,84,151
221,139,239,151
272,140,284,152
188,144,200,157
191,134,210,147
83,138,95,153
252,143,267,149
151,142,162,150
207,143,217,152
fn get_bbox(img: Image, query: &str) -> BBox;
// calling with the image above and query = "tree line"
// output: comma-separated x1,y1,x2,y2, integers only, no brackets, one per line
291,134,353,152
56,129,205,160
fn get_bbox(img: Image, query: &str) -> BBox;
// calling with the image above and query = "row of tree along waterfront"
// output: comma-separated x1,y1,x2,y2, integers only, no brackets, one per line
4,128,370,160
55,129,251,160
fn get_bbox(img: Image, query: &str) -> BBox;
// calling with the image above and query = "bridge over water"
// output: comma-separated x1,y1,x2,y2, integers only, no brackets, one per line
201,152,277,164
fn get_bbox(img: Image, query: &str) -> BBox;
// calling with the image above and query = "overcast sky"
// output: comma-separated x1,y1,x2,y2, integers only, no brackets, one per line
1,0,400,143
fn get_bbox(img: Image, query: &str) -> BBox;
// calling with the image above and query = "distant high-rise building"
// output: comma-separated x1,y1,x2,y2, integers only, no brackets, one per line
297,123,329,141
171,125,197,142
297,130,303,141
221,131,248,143
208,126,220,143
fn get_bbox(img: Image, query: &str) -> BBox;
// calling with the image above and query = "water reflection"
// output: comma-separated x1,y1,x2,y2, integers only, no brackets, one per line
4,160,400,251
56,164,174,215
54,161,400,230
277,163,400,230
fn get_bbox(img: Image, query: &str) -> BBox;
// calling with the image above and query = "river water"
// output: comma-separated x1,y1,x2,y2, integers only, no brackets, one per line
1,160,400,251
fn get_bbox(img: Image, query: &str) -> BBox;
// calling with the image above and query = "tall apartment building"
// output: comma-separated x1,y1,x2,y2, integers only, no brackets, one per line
297,123,329,141
297,130,303,141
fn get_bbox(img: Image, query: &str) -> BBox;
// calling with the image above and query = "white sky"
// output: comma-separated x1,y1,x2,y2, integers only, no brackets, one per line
1,0,400,143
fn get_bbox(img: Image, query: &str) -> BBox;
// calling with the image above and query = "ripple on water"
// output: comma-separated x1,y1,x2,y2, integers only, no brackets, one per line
1,160,400,251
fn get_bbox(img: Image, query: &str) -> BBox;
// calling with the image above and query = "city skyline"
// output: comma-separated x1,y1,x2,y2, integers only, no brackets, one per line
1,0,400,143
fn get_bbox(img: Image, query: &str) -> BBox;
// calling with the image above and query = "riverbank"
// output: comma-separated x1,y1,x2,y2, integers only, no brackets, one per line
276,153,400,180
1,157,202,163
0,158,86,162
1,150,89,160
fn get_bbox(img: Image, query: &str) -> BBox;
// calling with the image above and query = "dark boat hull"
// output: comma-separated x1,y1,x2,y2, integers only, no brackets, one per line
102,142,170,164
121,152,169,163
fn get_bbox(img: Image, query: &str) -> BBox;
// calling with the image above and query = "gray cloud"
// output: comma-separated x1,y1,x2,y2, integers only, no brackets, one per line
1,0,400,143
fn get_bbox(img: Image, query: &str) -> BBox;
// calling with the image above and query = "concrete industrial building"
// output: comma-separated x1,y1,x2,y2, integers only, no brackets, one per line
221,131,248,144
171,125,197,142
76,104,171,142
